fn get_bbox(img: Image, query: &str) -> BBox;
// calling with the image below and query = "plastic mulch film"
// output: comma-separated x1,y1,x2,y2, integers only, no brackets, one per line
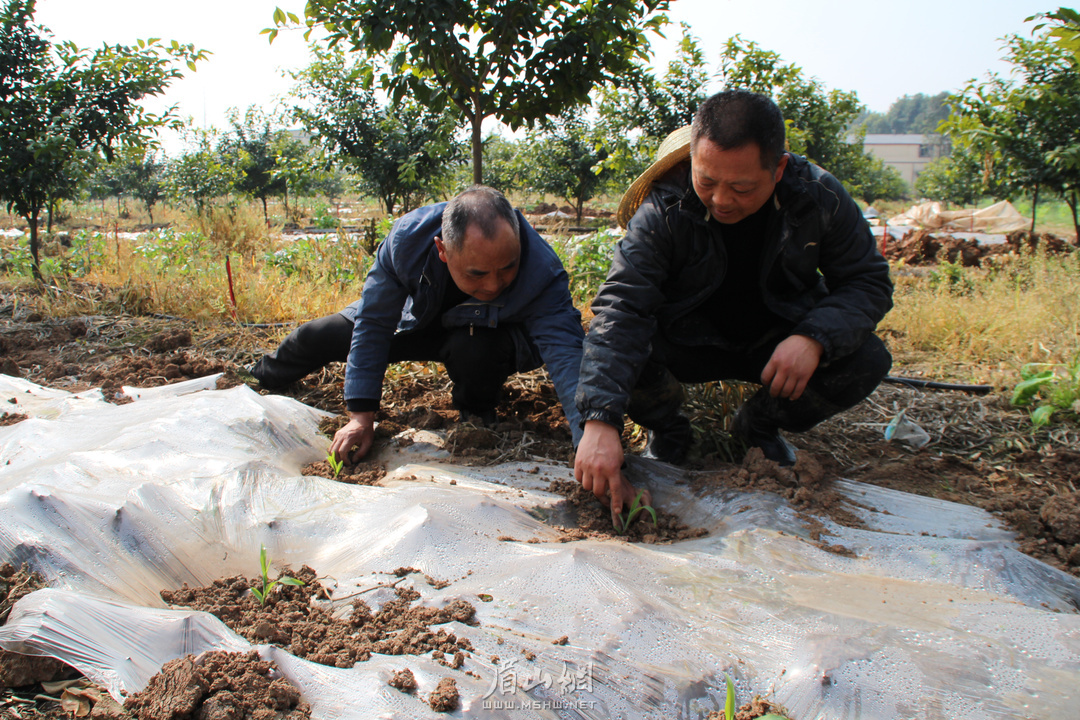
1,377,1078,719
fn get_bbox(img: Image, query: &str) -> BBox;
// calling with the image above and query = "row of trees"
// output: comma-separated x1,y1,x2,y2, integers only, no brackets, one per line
5,0,917,280
0,0,207,277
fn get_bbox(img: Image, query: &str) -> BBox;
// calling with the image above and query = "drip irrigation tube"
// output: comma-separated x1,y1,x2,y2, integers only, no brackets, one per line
883,376,993,395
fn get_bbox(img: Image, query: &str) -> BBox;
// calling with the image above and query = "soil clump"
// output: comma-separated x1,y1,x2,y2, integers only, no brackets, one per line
123,650,310,720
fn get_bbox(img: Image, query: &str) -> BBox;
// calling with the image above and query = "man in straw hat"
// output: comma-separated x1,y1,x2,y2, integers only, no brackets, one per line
574,89,893,513
249,186,586,461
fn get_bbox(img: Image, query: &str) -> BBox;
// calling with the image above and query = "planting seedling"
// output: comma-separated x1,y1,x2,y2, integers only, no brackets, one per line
717,672,791,720
250,545,305,605
614,490,658,535
326,450,345,477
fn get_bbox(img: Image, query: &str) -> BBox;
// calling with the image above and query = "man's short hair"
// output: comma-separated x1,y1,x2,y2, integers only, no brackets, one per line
441,186,520,252
690,90,786,171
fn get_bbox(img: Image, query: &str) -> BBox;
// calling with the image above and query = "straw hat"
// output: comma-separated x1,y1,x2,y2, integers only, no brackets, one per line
616,125,693,228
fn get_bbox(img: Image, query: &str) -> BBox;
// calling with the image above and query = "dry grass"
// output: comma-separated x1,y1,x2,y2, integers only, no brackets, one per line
881,250,1080,386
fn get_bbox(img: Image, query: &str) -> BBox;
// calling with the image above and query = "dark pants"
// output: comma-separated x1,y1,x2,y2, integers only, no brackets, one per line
628,332,892,434
251,312,520,413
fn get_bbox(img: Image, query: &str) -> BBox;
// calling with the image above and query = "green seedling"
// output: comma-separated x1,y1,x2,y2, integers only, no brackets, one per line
614,490,658,535
721,672,790,720
326,450,345,477
250,545,305,605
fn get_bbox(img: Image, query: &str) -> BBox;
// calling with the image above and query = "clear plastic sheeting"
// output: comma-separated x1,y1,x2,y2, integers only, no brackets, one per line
1,380,1078,719
889,200,1029,234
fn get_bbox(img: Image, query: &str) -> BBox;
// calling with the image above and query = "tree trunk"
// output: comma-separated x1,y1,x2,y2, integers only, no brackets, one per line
471,89,484,186
28,209,42,282
1030,184,1039,235
261,196,269,227
1067,190,1079,246
575,197,584,224
146,202,155,225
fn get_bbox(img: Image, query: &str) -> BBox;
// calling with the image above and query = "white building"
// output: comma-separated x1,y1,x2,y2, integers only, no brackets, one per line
862,134,949,187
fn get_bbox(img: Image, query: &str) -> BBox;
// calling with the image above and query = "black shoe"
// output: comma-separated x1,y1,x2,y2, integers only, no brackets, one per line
731,407,797,467
641,414,692,465
458,407,498,426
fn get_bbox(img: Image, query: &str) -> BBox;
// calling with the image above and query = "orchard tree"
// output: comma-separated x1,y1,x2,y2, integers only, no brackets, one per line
113,146,166,223
943,31,1080,236
290,47,461,214
220,106,289,225
267,0,669,183
167,127,239,214
0,0,205,278
915,152,986,207
599,23,709,140
521,113,615,223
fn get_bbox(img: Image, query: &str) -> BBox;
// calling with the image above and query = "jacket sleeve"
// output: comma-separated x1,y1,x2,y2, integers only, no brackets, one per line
789,171,894,363
520,259,586,446
575,197,675,429
342,229,410,405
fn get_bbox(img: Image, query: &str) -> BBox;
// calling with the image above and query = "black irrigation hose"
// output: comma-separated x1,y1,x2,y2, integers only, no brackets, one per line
883,375,993,395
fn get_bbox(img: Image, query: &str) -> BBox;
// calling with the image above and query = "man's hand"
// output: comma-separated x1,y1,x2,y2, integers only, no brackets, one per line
330,411,376,464
761,334,823,400
574,420,639,516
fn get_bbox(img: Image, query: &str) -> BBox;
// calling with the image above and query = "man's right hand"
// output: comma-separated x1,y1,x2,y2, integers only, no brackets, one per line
574,420,639,517
330,411,376,464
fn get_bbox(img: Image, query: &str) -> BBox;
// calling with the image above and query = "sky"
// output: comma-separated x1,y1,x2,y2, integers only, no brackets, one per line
33,0,1053,153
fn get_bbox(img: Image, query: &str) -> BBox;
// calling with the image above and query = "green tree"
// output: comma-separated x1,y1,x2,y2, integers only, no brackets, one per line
114,146,166,224
716,35,905,203
943,31,1080,237
268,0,669,184
914,151,986,206
521,113,615,223
220,106,290,225
0,0,205,278
1029,7,1080,62
167,127,239,214
290,46,461,215
599,23,709,140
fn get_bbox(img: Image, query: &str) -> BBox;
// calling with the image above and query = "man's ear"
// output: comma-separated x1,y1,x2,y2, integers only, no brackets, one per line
773,153,789,183
434,236,449,264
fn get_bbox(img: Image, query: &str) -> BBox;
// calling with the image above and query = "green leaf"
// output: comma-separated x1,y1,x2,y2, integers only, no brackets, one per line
724,674,736,720
1031,404,1055,428
1011,372,1054,406
278,576,306,587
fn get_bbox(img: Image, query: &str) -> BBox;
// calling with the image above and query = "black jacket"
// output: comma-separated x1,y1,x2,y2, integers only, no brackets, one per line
576,153,893,429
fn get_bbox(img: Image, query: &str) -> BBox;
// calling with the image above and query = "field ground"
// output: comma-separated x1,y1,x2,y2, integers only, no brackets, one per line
2,196,1079,718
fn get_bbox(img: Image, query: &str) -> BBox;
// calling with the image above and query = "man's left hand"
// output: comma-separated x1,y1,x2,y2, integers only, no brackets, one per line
761,334,823,400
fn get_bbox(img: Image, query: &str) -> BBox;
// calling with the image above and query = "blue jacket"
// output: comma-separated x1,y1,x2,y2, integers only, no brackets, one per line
343,203,585,444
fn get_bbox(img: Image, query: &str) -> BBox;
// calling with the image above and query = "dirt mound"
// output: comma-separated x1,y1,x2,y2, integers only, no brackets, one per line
160,566,477,670
882,229,1075,266
123,650,310,720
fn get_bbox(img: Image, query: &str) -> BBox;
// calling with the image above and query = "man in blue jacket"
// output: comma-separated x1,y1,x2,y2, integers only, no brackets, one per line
574,90,893,514
251,186,584,461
